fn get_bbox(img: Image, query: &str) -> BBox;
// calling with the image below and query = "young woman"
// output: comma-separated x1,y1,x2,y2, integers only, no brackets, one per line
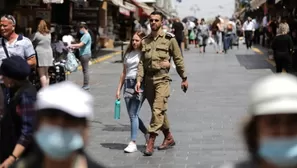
31,20,53,88
115,31,148,153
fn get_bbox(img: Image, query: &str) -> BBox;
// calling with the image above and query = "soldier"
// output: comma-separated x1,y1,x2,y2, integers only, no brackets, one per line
135,11,189,156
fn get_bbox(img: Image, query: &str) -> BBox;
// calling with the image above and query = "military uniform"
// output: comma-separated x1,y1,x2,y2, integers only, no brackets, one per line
137,28,187,156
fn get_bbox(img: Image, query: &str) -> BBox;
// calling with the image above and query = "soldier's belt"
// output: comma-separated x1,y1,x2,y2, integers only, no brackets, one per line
146,69,169,77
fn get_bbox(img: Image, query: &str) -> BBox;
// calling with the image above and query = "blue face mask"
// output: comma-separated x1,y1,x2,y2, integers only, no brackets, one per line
34,125,84,160
80,30,84,34
259,137,297,167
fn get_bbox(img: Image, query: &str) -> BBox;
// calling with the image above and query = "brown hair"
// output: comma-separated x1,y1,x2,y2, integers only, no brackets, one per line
37,20,50,34
124,31,146,56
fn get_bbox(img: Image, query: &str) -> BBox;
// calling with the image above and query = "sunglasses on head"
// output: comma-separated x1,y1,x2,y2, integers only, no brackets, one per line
1,15,16,25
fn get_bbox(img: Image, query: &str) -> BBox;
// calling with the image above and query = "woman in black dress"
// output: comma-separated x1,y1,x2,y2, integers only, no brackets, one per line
271,23,294,73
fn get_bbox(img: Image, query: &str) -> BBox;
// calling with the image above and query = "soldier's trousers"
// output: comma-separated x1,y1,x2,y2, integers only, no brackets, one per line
145,78,170,134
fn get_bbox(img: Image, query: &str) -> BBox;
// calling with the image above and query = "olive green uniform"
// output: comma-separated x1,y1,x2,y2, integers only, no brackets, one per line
137,29,187,134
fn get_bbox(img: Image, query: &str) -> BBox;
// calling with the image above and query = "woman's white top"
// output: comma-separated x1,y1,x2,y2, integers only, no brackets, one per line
124,50,141,79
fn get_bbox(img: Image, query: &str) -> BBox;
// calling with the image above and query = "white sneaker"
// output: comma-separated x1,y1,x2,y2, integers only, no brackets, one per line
144,134,149,146
124,142,137,153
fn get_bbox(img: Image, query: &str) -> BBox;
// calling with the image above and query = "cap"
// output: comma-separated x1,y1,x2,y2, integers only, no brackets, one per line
36,81,94,119
248,74,297,116
0,56,31,80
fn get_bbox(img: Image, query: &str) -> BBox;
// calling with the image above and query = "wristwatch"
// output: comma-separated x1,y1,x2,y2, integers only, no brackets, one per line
182,77,187,81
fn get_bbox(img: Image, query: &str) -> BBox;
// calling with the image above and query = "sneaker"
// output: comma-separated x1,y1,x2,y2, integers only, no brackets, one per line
144,134,149,146
82,85,90,90
124,142,137,153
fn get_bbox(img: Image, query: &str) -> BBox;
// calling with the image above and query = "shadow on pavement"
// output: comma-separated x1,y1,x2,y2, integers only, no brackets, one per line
112,60,123,64
102,124,130,132
100,143,146,151
236,54,275,72
93,50,117,59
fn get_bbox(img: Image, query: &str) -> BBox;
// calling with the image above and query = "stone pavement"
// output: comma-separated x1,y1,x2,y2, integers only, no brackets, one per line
68,44,274,168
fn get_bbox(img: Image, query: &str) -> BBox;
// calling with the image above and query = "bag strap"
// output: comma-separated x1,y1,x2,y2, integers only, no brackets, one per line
1,38,10,58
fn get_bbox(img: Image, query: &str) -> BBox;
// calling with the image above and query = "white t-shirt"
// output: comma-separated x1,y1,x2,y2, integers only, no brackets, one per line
124,50,141,79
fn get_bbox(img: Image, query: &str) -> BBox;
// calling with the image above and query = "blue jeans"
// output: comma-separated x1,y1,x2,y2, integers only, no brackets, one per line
223,34,233,51
123,79,147,141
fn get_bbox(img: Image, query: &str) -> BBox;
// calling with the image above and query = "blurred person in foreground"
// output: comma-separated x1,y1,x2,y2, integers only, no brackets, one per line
220,73,297,168
12,81,107,168
0,56,37,168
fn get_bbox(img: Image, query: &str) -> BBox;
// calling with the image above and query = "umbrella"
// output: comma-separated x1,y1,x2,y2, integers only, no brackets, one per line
182,16,197,23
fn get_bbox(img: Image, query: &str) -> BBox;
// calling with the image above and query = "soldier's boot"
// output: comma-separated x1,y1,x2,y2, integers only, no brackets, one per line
158,129,176,150
144,133,157,156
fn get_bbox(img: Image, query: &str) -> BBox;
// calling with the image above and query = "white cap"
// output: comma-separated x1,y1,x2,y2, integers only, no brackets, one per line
36,81,94,119
248,74,297,116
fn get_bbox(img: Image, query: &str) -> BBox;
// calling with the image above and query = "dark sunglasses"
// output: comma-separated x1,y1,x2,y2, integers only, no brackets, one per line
150,19,160,23
1,15,16,25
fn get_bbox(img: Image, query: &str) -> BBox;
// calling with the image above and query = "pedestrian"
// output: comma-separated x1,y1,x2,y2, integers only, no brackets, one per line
220,73,297,168
0,15,36,67
11,81,107,168
31,19,53,88
211,16,224,53
197,18,209,53
70,22,92,90
115,31,149,153
171,18,184,54
135,11,188,156
242,17,255,49
271,23,294,74
0,56,37,167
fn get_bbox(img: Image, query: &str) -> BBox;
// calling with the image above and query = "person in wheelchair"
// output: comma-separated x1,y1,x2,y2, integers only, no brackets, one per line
51,32,68,62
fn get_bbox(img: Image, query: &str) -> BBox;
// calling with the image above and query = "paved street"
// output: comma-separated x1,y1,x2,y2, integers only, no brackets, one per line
69,44,273,168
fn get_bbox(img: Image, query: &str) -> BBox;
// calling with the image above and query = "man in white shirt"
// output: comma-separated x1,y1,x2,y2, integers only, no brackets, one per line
242,17,255,49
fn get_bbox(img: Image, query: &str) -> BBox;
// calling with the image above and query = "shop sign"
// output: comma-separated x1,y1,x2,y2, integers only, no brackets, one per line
20,0,40,6
124,2,136,12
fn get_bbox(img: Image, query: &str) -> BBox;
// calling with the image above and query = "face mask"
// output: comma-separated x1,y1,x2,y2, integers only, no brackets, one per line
34,125,84,160
258,137,297,167
79,30,84,34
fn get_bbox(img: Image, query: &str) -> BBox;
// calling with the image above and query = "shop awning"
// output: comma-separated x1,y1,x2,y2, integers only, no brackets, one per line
234,7,246,17
152,4,171,18
275,0,281,4
250,0,266,9
130,0,154,15
109,0,137,16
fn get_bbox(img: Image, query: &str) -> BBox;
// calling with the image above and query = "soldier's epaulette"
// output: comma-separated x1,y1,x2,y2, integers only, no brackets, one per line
165,32,175,38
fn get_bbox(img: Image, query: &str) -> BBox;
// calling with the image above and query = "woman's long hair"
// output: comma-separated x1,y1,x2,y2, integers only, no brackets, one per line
37,20,50,35
124,31,146,57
